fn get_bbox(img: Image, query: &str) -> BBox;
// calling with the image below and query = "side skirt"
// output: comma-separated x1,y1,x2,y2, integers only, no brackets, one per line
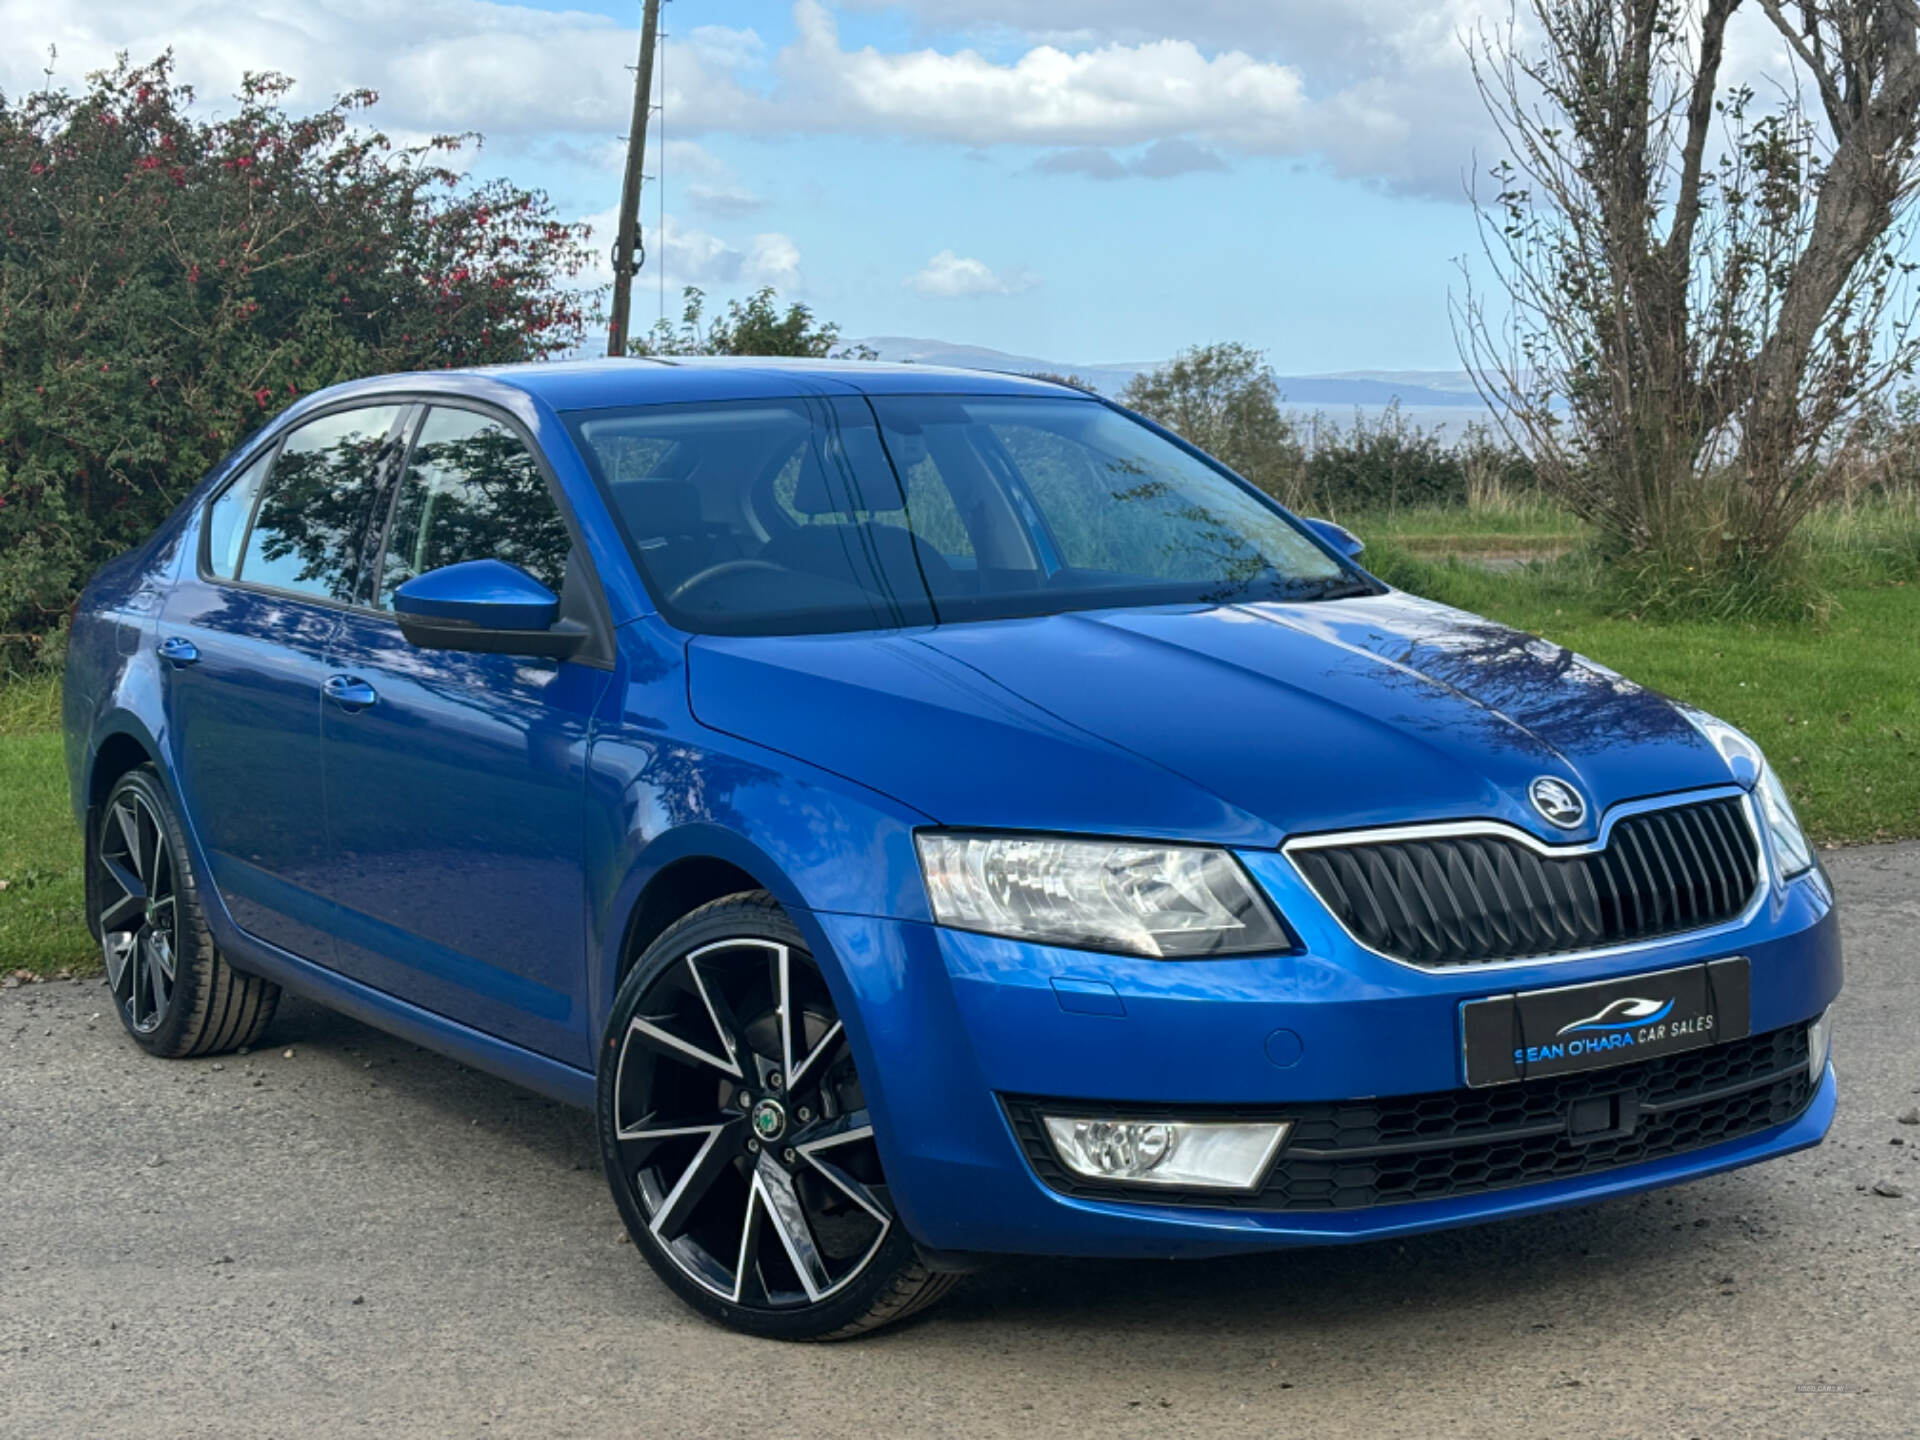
216,923,597,1109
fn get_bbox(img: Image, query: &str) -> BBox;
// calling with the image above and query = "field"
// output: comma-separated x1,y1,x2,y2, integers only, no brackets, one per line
3,512,1915,976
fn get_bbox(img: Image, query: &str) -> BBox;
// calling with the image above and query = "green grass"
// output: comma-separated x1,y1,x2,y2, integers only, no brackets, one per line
1333,499,1582,544
1,672,90,977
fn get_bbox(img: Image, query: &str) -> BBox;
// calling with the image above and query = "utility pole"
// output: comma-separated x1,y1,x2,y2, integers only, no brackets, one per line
607,0,663,358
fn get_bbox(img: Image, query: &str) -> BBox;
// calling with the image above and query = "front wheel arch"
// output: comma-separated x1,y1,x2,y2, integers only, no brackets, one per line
596,836,913,1230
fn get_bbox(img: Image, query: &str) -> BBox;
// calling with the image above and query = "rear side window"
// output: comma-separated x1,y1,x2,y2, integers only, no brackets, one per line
203,451,273,579
239,405,406,601
375,406,570,606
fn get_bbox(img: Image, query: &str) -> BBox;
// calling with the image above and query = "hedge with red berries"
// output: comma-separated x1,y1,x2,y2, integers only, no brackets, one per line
0,56,598,668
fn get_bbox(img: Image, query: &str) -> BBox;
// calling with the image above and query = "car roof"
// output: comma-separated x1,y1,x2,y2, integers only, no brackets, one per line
363,356,1093,412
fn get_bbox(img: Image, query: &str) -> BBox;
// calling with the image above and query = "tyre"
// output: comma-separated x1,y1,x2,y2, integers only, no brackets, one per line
598,892,959,1340
94,766,281,1058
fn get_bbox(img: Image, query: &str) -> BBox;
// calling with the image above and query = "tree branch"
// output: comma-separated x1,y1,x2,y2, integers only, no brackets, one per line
1757,0,1849,131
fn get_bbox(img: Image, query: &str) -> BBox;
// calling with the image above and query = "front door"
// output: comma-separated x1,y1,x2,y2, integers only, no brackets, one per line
315,404,611,1065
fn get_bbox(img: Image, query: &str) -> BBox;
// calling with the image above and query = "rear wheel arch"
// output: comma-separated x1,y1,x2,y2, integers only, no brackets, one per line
89,731,155,813
83,728,159,943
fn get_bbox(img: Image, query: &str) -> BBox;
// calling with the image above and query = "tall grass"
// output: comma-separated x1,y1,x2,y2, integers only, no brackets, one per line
0,669,60,738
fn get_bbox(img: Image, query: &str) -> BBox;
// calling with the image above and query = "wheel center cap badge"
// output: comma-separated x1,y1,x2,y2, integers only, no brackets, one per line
1529,776,1587,830
751,1098,787,1142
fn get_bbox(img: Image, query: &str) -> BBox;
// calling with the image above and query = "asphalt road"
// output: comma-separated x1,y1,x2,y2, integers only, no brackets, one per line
3,846,1916,1440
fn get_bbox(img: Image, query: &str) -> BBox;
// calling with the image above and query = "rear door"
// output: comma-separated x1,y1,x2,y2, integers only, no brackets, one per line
158,403,410,961
314,402,612,1065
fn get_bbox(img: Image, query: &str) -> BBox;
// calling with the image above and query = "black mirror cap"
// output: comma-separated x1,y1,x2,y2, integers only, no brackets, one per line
394,614,590,658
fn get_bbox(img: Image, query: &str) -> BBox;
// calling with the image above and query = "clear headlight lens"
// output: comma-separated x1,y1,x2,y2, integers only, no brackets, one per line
1679,706,1813,881
1042,1116,1291,1191
1756,761,1814,879
915,833,1289,958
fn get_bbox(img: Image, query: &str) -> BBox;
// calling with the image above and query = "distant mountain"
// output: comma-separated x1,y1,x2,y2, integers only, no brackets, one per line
853,337,1154,398
852,337,1493,429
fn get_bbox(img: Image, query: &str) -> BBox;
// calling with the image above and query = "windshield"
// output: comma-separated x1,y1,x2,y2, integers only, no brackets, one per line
564,393,1371,636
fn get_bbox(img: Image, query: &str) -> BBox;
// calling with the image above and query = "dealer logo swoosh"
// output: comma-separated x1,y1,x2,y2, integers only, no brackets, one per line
1557,996,1674,1036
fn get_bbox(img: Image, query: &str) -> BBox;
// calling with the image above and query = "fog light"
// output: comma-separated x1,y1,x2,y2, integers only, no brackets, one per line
1807,1009,1832,1084
1041,1116,1289,1192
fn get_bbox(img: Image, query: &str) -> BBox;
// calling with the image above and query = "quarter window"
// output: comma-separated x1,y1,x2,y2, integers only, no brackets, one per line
204,450,273,580
376,407,571,606
238,405,407,601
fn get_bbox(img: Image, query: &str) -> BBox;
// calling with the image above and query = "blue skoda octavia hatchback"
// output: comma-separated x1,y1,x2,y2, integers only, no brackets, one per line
63,360,1840,1338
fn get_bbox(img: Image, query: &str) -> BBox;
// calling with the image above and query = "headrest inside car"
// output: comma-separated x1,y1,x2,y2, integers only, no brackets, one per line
788,439,906,517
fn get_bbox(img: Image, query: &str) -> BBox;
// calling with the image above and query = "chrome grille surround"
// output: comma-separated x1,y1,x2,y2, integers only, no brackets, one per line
1285,788,1767,972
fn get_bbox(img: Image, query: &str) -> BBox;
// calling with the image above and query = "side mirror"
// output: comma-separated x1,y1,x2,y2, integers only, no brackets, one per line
392,559,585,658
1303,517,1365,559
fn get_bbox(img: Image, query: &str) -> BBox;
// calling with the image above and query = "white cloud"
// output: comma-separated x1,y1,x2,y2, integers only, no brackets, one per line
0,0,767,140
1036,138,1226,181
686,24,766,71
577,208,805,296
741,233,804,292
1,0,1575,200
782,1,1308,151
659,141,768,219
688,184,771,220
907,251,1037,299
822,0,1502,195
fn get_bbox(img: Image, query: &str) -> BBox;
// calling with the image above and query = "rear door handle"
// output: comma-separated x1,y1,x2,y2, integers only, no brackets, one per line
323,675,378,711
157,637,199,668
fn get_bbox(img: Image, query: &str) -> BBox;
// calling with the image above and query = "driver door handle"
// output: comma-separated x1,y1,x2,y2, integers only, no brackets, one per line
323,675,378,711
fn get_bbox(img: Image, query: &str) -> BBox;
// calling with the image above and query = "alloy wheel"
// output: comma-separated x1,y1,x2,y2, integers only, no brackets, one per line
96,789,178,1035
609,937,893,1310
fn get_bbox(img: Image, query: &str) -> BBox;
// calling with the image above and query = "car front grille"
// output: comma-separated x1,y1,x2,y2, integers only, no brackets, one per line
1288,796,1762,968
1004,1024,1814,1213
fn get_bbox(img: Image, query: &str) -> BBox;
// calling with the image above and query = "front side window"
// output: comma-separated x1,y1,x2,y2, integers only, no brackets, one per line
238,405,407,601
376,407,570,606
564,394,1368,637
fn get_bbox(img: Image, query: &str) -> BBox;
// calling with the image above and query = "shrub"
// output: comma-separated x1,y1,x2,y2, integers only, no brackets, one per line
0,56,597,668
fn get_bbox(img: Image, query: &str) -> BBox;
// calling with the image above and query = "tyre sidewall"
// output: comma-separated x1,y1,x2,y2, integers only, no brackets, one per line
99,767,213,1057
596,895,922,1341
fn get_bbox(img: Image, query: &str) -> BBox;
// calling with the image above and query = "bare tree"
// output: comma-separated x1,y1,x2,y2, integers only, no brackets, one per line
1455,0,1920,599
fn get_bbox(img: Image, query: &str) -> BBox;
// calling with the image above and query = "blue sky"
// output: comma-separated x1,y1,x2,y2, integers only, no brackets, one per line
11,0,1798,370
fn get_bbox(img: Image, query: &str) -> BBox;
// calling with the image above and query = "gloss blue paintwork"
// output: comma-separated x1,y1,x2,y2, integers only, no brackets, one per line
64,359,1840,1260
391,557,562,630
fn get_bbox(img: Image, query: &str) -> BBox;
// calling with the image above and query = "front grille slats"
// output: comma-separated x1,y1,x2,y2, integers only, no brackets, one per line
1004,1025,1814,1214
1292,796,1760,968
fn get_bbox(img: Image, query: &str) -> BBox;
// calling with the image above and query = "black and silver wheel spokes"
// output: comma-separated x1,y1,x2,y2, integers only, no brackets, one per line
97,792,177,1035
613,938,892,1309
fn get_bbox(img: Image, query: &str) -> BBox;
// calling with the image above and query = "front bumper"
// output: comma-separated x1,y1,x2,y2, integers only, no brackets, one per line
809,855,1841,1259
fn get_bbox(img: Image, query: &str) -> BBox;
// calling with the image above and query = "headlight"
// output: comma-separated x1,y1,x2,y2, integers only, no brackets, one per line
915,833,1290,958
1756,761,1814,878
1679,707,1813,881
